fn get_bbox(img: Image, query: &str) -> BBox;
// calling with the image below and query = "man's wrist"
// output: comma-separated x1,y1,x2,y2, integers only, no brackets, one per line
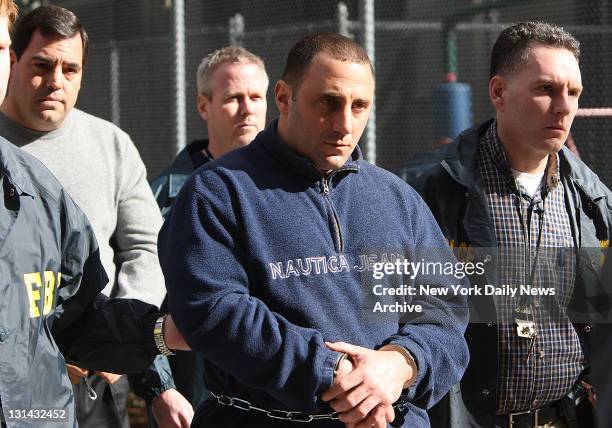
142,384,174,404
379,344,418,389
151,387,175,403
333,352,350,381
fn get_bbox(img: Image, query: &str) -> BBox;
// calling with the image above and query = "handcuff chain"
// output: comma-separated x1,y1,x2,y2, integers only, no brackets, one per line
211,391,407,423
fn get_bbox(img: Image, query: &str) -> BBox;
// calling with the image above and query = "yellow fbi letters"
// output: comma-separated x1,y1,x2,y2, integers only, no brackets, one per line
23,271,61,318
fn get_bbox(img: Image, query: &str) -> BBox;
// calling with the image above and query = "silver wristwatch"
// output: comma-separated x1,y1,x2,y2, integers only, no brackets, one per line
153,315,175,356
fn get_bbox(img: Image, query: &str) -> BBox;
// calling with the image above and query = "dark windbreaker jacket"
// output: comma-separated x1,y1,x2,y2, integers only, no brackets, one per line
0,137,160,427
401,120,612,427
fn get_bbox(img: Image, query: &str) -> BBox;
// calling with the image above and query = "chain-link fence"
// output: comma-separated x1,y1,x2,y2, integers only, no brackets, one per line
26,0,612,188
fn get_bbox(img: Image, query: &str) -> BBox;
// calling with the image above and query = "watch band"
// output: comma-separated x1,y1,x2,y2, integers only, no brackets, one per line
153,315,175,357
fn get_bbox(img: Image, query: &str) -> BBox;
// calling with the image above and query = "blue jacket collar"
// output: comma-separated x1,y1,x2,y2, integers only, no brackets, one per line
258,119,361,184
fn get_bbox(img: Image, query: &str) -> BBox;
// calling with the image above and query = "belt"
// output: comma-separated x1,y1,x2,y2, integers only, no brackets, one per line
210,391,409,423
496,402,563,428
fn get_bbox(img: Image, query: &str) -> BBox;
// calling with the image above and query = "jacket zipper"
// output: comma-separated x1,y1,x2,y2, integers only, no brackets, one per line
321,176,344,252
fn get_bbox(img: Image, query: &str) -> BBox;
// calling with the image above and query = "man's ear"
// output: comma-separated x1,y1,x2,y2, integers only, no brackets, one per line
275,80,292,115
489,75,507,111
197,94,210,121
9,50,16,75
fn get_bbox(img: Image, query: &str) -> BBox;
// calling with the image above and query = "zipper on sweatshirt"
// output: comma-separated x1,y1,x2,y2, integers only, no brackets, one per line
321,176,344,253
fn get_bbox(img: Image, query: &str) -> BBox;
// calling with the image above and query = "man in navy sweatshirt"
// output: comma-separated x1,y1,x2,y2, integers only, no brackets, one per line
159,32,469,428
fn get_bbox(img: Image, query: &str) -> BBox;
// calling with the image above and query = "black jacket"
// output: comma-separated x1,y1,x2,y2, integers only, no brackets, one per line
150,139,211,218
401,120,612,427
0,137,160,427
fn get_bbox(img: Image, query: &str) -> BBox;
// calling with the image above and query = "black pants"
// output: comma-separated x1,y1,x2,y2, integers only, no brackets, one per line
74,374,130,428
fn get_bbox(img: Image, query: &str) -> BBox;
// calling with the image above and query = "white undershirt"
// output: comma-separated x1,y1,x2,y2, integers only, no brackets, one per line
511,168,544,198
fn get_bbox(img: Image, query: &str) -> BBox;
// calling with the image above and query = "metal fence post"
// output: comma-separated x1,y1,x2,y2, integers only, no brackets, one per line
337,2,351,38
359,0,376,164
110,41,120,126
229,13,245,46
173,0,187,154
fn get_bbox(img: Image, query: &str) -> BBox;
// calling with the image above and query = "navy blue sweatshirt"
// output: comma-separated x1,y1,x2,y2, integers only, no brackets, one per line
158,121,469,427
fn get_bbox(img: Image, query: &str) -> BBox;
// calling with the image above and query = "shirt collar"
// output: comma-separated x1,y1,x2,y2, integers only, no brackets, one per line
0,110,73,147
482,120,560,198
483,121,513,178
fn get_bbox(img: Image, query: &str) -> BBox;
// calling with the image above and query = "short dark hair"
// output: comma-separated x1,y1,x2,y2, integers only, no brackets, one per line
490,21,580,79
11,5,88,64
281,32,374,91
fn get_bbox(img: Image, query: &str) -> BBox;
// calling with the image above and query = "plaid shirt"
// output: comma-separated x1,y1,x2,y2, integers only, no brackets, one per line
476,122,584,414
